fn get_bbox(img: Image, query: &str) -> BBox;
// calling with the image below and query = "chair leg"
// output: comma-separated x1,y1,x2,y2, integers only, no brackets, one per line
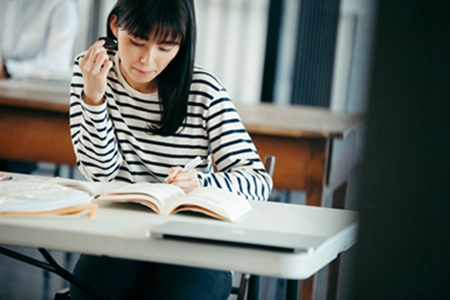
247,275,260,300
237,273,251,300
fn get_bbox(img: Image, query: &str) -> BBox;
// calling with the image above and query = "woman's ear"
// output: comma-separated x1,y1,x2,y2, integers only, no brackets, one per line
109,14,119,38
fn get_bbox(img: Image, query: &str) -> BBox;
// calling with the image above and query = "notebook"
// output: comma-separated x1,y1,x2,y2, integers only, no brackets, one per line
150,221,327,253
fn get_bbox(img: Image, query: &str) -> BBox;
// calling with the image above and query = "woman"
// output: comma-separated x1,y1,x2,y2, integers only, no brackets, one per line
69,0,272,299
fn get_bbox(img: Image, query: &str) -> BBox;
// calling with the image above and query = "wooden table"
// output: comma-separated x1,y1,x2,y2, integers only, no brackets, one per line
0,80,364,300
0,80,75,165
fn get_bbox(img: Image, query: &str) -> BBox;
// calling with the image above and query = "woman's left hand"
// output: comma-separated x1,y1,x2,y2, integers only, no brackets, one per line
165,167,200,194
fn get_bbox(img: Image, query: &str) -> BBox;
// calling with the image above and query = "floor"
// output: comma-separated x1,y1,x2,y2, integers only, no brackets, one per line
0,163,335,300
0,246,80,300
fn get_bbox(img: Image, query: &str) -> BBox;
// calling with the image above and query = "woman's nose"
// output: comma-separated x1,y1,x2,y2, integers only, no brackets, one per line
140,48,156,65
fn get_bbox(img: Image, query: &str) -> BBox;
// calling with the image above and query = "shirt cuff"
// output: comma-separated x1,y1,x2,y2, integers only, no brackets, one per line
80,92,108,112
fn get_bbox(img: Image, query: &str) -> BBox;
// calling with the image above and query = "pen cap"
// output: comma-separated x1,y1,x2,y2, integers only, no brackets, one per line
98,37,118,51
183,156,203,171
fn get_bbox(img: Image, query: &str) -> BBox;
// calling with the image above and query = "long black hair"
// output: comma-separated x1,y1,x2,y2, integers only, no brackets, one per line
107,0,196,136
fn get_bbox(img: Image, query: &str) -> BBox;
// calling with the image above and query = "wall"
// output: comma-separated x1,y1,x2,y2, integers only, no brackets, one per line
330,0,377,113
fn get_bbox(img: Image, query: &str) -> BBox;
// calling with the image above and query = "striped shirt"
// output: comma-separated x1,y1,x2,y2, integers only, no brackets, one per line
70,52,272,201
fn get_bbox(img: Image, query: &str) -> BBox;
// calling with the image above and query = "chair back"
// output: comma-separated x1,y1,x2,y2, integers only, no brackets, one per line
264,155,275,177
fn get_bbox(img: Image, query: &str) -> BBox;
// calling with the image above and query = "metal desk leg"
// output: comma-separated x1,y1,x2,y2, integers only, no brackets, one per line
0,246,109,300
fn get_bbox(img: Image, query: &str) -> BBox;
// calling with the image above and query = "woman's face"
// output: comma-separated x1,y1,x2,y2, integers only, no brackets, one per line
110,16,181,93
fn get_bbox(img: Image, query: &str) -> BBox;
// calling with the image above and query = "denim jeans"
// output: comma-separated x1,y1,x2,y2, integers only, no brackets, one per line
70,254,232,300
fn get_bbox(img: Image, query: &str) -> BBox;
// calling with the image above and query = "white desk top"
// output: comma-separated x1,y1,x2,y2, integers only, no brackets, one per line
0,174,358,280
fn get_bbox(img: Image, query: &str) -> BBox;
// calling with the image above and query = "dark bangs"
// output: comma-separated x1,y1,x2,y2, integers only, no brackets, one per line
108,0,187,44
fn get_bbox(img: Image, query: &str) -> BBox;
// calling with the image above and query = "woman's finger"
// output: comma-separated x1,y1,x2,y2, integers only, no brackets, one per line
99,59,113,77
173,178,200,194
173,170,197,181
166,170,200,194
80,41,101,66
165,167,183,183
81,41,108,73
92,51,111,74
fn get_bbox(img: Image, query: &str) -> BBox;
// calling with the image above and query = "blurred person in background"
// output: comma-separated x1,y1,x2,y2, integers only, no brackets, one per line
0,0,78,173
0,0,78,79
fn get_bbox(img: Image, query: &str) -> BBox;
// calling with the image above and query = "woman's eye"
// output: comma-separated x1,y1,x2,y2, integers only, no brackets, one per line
159,47,172,52
131,40,144,47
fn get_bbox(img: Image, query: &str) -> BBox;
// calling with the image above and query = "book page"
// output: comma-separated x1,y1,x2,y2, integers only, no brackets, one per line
171,205,228,221
167,187,252,222
95,183,186,214
49,177,128,196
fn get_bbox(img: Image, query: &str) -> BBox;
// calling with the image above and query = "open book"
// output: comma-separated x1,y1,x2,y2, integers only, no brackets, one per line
0,177,98,218
52,179,253,222
94,183,253,222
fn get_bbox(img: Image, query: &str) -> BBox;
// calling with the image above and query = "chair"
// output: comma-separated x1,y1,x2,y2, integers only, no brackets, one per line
229,155,275,300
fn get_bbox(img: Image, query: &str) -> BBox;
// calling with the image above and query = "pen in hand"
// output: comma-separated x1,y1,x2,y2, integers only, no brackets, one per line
164,156,204,186
150,157,203,183
164,156,204,193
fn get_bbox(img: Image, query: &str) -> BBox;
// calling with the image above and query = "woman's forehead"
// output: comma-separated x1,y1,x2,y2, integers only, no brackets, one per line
123,26,182,43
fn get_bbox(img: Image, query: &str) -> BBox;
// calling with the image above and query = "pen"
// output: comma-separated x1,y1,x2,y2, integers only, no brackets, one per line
183,156,204,171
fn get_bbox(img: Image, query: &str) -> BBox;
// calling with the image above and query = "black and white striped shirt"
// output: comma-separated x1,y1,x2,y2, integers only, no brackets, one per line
70,52,272,201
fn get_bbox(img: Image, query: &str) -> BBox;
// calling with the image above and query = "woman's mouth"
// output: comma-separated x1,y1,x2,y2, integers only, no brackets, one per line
135,68,155,76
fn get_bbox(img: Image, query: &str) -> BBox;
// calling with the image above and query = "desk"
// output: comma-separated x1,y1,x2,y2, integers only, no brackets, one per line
0,174,358,300
0,80,364,299
235,103,363,205
0,80,75,165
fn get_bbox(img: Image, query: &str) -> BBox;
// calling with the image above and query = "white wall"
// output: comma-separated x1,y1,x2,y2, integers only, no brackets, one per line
272,0,301,106
330,0,377,113
195,0,269,104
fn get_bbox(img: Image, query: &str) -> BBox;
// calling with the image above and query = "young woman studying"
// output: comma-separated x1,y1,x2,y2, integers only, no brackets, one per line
69,0,272,299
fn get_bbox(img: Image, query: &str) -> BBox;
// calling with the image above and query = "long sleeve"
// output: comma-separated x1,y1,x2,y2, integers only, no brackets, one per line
195,83,273,201
69,54,123,182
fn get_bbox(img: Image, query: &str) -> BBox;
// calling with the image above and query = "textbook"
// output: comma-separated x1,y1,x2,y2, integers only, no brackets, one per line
93,183,253,222
0,178,98,218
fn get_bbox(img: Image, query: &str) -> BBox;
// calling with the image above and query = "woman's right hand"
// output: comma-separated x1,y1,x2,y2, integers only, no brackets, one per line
78,40,113,105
